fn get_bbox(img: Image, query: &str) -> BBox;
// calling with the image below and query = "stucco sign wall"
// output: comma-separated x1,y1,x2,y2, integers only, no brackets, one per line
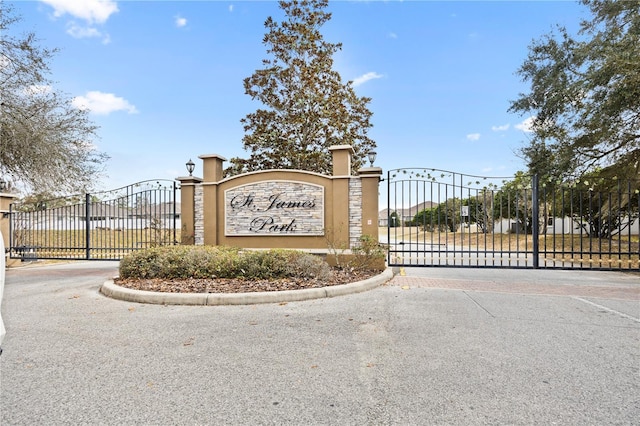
225,181,324,236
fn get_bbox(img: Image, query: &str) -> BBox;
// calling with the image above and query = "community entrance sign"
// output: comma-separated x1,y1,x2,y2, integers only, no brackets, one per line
178,145,381,252
225,181,324,236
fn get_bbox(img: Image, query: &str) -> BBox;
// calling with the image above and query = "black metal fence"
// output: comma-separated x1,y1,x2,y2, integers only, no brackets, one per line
386,169,639,270
9,180,178,261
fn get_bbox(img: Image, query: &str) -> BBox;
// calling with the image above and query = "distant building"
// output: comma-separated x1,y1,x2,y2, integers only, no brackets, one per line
379,202,435,226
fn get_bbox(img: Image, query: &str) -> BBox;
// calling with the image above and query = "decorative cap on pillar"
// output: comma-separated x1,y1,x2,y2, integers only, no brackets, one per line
198,153,227,182
357,166,383,180
329,145,355,176
176,176,203,185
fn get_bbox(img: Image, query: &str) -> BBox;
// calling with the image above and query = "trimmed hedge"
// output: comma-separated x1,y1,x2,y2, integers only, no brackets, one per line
119,245,332,281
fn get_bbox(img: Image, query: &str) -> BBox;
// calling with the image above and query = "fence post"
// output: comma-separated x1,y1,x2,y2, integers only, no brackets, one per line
85,193,91,260
387,170,391,266
531,174,540,269
173,182,177,245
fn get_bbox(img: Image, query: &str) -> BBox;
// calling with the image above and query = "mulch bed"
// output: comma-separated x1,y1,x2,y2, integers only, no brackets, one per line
115,269,379,294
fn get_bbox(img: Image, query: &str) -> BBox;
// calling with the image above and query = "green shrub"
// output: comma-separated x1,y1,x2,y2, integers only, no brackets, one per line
284,250,332,280
350,234,387,271
119,245,331,281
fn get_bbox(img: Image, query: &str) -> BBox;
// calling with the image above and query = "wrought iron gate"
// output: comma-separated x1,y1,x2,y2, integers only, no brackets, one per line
9,180,178,261
386,169,639,270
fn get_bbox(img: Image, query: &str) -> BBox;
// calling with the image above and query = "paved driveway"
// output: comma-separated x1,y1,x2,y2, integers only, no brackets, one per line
1,262,638,425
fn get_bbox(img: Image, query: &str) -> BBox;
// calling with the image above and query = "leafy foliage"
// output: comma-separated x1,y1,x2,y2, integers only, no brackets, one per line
0,4,107,195
388,211,401,227
228,0,376,176
510,0,639,180
541,174,640,238
411,199,462,232
493,174,535,234
350,234,387,271
410,206,445,232
463,193,495,233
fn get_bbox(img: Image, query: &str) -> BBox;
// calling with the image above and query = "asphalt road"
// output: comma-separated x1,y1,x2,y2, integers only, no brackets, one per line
1,261,639,425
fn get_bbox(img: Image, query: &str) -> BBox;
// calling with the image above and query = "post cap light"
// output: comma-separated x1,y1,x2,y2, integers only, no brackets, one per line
367,151,377,167
186,159,195,176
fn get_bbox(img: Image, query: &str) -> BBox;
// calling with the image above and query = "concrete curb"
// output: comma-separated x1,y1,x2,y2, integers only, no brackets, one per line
100,268,395,305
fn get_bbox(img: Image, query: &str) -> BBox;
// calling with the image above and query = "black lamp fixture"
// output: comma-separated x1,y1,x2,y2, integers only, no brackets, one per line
186,159,195,176
367,150,377,167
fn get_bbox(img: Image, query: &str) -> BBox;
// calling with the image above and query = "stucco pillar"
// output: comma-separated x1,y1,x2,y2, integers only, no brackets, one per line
328,145,354,250
176,176,202,245
358,166,383,242
199,154,227,246
0,192,18,258
329,145,354,177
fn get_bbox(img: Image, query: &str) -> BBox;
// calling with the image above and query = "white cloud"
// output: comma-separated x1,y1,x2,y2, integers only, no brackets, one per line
66,22,101,38
66,23,111,44
352,72,383,87
72,91,138,115
175,15,187,28
491,124,510,132
39,0,119,24
388,32,398,39
229,5,234,12
466,133,481,141
515,117,535,132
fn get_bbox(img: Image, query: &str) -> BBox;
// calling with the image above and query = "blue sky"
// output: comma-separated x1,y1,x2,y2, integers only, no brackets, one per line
10,0,587,192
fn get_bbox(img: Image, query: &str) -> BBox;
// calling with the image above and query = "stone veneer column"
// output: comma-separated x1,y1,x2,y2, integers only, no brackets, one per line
358,166,383,242
349,177,362,249
175,176,203,245
198,154,227,246
194,185,204,245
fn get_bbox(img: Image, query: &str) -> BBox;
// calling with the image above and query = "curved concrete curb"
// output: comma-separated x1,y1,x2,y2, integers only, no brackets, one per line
100,268,395,306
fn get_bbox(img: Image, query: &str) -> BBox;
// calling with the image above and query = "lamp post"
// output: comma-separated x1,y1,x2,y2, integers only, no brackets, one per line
185,159,195,176
367,151,377,167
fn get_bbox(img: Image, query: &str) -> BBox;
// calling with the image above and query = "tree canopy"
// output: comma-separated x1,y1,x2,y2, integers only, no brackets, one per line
0,4,107,195
510,0,639,181
227,0,376,176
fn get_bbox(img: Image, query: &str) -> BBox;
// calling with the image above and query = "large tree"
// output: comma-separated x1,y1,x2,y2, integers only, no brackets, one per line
0,4,107,195
509,0,639,181
228,0,376,176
